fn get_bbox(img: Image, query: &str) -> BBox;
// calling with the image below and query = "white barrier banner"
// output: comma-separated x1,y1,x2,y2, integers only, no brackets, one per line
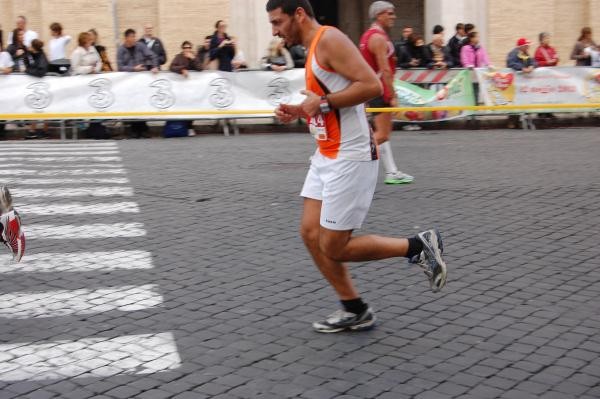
475,67,600,107
0,70,307,119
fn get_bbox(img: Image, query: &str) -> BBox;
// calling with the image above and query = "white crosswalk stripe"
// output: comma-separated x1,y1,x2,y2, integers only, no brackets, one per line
12,187,134,197
0,333,181,381
27,223,146,239
1,177,130,185
0,284,163,319
0,151,120,156
0,142,181,382
0,169,127,176
19,202,140,216
0,156,123,162
0,250,151,273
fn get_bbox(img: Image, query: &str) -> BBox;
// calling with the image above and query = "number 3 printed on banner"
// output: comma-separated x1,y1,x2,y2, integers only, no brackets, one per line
149,79,176,109
25,82,52,110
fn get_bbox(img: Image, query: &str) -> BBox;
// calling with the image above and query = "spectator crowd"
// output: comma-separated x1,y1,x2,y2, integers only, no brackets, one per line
0,14,598,79
0,14,598,138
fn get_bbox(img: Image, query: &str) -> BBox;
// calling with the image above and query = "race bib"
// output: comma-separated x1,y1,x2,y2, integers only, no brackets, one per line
308,114,328,141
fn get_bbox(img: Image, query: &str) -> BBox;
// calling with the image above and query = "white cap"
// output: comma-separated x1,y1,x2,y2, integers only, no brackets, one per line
369,1,395,20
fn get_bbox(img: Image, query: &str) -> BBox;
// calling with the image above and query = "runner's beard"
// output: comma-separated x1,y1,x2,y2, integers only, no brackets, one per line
284,18,302,46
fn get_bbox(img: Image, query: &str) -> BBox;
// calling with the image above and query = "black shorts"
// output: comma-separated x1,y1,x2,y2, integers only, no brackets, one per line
368,96,391,116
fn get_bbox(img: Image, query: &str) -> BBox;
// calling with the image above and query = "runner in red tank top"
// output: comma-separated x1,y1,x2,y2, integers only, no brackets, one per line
359,1,414,185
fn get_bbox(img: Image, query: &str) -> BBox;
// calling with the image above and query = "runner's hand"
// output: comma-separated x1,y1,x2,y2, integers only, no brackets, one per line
300,90,321,117
275,104,302,124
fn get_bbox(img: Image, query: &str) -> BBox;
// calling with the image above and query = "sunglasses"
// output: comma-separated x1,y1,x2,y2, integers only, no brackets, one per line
183,46,192,49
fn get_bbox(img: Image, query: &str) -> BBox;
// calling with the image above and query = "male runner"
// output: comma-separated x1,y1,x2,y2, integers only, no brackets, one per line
360,1,414,185
0,186,25,262
266,0,447,333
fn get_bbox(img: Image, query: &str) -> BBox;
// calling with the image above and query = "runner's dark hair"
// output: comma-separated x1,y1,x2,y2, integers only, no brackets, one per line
266,0,315,18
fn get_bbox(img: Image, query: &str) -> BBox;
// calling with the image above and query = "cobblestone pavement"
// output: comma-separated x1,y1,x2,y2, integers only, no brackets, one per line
0,128,599,399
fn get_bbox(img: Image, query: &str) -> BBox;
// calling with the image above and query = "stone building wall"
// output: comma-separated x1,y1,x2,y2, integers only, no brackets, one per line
1,0,599,69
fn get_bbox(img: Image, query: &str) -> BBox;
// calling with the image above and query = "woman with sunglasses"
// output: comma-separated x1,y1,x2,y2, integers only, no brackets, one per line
170,40,203,78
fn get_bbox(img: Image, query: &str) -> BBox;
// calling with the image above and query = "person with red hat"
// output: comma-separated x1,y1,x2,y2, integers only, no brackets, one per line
507,37,537,72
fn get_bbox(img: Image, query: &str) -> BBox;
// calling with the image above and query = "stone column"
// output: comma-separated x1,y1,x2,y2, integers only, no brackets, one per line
229,0,272,69
425,0,488,48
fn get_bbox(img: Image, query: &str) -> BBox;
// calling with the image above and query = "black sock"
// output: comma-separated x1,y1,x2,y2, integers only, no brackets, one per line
406,236,423,259
341,298,368,315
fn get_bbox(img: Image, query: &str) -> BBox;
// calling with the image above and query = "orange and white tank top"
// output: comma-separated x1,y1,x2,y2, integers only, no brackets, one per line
305,26,378,161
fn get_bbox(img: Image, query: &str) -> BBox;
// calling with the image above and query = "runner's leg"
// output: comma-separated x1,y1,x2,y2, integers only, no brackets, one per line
300,198,360,300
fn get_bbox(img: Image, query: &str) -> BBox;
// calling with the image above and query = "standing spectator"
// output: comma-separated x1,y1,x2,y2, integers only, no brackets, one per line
287,44,306,68
426,33,453,69
209,20,236,72
72,32,105,139
117,29,157,138
461,31,491,68
570,27,597,66
8,16,38,46
48,23,71,61
448,23,466,67
0,51,14,74
89,29,113,71
507,37,536,128
261,37,294,71
25,39,49,77
398,26,413,46
432,24,444,35
169,40,203,77
117,29,158,72
196,35,212,69
394,25,413,61
70,32,101,75
170,41,203,137
534,32,559,67
507,37,537,72
464,23,476,35
23,38,49,139
397,34,430,68
7,29,27,72
139,23,167,68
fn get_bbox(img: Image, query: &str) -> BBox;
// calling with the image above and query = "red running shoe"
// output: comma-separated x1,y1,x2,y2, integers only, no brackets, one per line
0,187,25,262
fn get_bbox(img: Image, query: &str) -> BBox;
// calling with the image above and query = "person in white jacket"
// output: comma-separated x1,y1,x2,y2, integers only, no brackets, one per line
70,32,102,75
49,22,71,61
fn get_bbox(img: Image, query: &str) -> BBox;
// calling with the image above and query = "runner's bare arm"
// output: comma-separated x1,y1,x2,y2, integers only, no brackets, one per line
319,29,382,108
368,34,396,104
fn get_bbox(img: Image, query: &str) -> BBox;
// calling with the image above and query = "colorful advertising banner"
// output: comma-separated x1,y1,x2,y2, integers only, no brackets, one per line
475,67,600,108
393,70,476,122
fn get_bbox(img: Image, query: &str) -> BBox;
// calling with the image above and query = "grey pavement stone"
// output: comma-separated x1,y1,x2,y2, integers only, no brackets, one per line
0,130,599,399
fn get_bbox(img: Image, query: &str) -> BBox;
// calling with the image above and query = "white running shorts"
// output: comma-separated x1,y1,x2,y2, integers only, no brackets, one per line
300,152,379,231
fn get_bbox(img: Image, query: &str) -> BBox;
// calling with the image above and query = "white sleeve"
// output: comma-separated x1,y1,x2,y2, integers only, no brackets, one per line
0,52,14,68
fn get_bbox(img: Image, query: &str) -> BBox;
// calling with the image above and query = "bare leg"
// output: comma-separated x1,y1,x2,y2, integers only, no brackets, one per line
319,227,409,263
373,112,393,145
300,198,360,300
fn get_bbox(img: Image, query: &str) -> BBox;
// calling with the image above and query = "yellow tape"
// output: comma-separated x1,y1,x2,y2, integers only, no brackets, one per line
0,103,599,120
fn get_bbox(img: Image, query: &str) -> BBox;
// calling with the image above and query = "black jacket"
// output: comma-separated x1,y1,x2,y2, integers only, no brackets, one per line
138,37,167,66
209,32,235,72
25,50,49,77
397,44,431,69
448,35,466,67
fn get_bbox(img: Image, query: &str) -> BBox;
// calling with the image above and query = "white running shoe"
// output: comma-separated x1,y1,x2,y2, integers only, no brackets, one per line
384,171,414,185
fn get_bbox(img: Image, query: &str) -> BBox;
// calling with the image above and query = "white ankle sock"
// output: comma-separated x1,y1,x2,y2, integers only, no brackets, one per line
379,141,398,174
